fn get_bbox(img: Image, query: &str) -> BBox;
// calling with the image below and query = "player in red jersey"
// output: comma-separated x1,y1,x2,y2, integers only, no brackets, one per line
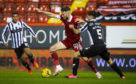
35,7,102,79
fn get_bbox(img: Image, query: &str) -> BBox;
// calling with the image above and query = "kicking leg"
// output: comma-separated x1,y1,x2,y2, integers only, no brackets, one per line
50,41,66,76
108,59,126,79
100,51,126,79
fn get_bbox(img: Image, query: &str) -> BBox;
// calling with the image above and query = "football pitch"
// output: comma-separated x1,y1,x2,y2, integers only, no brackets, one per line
0,71,135,84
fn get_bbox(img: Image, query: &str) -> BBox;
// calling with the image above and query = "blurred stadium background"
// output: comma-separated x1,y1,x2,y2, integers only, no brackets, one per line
0,0,136,81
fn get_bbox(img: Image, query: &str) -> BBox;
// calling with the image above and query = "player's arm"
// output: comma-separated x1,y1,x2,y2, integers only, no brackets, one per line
22,21,38,41
69,25,81,34
35,8,58,19
69,22,88,34
75,18,85,25
2,25,9,47
79,22,88,32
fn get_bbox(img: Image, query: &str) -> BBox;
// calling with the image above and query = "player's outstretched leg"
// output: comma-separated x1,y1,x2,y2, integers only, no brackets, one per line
106,57,126,79
100,51,126,79
50,42,66,76
110,62,126,79
51,51,63,76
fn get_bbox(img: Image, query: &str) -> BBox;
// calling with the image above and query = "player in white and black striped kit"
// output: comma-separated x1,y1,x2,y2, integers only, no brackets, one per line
2,12,39,74
70,11,126,79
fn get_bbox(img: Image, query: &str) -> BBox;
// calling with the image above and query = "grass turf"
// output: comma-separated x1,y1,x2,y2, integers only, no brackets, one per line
0,71,135,84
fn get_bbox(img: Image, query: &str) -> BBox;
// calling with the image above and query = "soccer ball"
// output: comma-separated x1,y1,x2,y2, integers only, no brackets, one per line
42,68,52,78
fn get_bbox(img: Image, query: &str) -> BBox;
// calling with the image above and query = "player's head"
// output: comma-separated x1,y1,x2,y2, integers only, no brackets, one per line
61,7,71,20
87,11,97,20
12,12,19,23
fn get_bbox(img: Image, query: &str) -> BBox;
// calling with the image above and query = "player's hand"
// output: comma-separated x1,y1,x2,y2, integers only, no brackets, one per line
5,43,8,47
75,18,85,24
35,8,42,13
35,37,38,41
69,24,74,29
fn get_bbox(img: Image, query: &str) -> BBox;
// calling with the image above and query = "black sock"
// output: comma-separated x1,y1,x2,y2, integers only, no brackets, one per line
72,58,79,75
22,62,31,70
28,55,34,63
110,63,124,77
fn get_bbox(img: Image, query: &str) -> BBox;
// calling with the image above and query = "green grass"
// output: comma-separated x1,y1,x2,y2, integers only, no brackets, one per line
0,71,135,84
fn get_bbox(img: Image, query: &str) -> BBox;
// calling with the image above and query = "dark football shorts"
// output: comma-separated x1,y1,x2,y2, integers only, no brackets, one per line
14,43,29,59
80,44,110,61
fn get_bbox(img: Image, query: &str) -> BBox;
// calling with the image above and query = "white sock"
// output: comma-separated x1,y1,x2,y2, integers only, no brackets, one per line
96,72,100,75
56,65,61,68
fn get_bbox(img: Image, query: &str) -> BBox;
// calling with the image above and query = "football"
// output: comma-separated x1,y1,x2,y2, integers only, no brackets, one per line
42,68,52,78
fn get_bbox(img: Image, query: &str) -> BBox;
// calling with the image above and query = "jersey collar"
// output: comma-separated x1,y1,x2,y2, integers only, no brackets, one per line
11,21,19,24
67,15,73,22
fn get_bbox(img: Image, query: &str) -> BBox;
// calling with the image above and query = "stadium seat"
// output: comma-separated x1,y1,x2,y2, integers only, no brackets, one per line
38,15,49,23
26,15,37,23
63,0,73,5
97,0,109,6
16,0,27,4
100,0,109,4
86,5,96,14
62,4,72,8
39,5,50,12
28,0,39,4
2,15,12,23
50,4,61,14
88,0,97,2
39,0,50,5
88,0,97,6
4,0,15,3
19,14,26,22
72,7,86,16
16,5,26,14
3,5,14,13
0,4,2,13
75,15,84,20
27,4,38,13
51,0,62,5
0,17,1,23
0,0,4,4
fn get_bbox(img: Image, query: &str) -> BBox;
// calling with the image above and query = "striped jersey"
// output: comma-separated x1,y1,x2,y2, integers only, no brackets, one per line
79,19,105,46
2,21,36,48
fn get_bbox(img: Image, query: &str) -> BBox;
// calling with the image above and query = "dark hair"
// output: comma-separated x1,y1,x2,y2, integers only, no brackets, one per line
87,11,98,18
12,12,18,16
61,7,70,12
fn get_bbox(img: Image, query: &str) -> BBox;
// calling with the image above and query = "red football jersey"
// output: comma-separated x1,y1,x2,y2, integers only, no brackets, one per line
60,15,80,43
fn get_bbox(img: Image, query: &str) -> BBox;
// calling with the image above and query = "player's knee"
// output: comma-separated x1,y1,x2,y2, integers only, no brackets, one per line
27,53,33,57
74,51,80,58
49,46,56,52
25,51,32,56
88,58,92,62
82,57,88,62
